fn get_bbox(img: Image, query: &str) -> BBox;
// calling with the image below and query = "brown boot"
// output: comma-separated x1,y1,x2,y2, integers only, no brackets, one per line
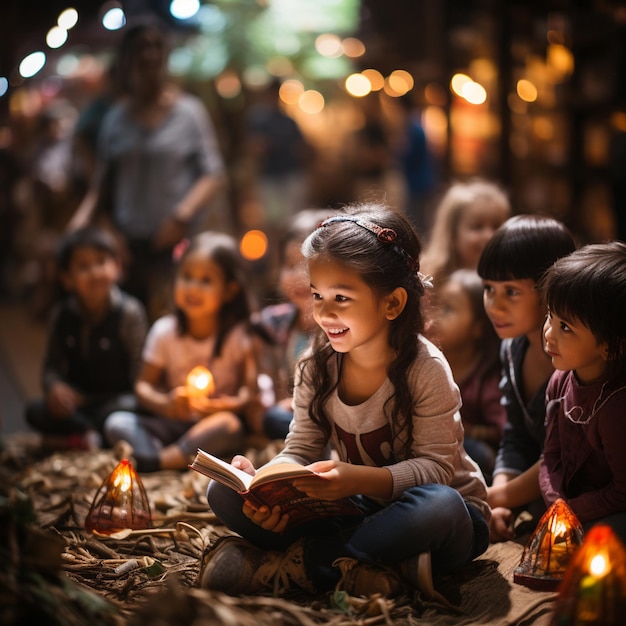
199,536,315,596
333,557,405,597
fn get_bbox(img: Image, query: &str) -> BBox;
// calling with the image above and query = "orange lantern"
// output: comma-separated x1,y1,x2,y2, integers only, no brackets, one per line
186,365,215,398
552,524,626,625
514,498,584,591
84,459,152,535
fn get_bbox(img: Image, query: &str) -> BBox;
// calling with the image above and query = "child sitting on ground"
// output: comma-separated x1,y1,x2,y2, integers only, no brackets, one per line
104,230,261,472
199,203,489,600
477,214,577,541
428,269,505,484
25,226,148,450
540,240,626,544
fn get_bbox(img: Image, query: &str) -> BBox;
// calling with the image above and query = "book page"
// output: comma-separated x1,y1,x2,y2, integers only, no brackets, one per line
193,450,253,491
251,463,316,488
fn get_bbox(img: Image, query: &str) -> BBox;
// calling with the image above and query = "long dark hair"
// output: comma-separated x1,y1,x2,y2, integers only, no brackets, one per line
174,231,254,358
298,203,426,455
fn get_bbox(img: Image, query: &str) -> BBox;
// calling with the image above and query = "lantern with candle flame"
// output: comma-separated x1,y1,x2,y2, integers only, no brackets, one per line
514,498,584,591
186,365,215,398
84,459,152,535
552,524,626,625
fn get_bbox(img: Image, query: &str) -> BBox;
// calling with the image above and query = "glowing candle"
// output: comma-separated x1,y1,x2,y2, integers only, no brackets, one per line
186,366,215,398
553,524,626,625
85,459,152,535
514,498,584,591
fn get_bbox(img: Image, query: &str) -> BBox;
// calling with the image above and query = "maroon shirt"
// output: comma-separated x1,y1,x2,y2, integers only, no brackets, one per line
539,369,626,523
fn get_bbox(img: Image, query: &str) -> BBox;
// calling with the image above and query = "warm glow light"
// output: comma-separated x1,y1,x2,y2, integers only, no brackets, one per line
425,82,447,106
514,499,584,591
548,44,574,78
240,229,268,261
342,37,365,58
451,73,472,97
186,366,215,397
345,73,371,97
362,68,384,91
388,69,414,96
58,8,78,30
46,26,68,49
85,460,152,535
461,81,487,105
611,112,626,132
278,79,304,105
517,79,538,103
315,33,343,58
215,71,241,98
554,525,626,624
590,554,608,577
383,77,402,98
298,90,324,114
423,106,448,140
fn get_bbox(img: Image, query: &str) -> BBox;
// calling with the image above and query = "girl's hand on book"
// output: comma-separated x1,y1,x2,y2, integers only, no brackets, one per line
242,501,289,534
294,459,357,500
231,454,256,476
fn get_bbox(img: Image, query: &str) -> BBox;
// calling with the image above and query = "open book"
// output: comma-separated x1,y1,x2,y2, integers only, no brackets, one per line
189,449,364,530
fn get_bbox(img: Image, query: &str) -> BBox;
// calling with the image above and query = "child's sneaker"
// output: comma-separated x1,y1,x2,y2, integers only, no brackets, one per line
198,535,315,596
333,557,405,597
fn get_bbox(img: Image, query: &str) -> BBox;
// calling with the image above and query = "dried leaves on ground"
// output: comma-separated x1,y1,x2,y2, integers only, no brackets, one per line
0,434,556,626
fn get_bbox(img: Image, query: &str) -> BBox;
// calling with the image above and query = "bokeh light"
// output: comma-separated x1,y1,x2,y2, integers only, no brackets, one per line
279,79,304,104
362,68,384,91
345,73,371,97
170,0,200,20
341,37,365,58
240,230,268,261
46,26,68,49
57,8,78,30
462,80,487,104
315,33,343,58
451,73,472,97
19,51,46,79
388,69,414,95
517,79,538,103
298,89,325,114
102,5,126,30
215,71,241,98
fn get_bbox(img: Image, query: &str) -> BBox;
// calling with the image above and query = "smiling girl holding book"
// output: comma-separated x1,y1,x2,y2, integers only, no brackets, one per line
198,203,490,599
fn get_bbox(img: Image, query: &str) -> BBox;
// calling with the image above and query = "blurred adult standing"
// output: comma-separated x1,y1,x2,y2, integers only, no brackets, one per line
68,19,226,321
242,79,313,235
393,95,438,237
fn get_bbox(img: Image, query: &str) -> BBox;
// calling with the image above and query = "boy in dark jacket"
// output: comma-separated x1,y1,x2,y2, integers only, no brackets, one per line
25,227,148,449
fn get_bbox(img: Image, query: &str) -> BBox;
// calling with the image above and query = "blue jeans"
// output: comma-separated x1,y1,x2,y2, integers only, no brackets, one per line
207,480,489,590
262,405,293,440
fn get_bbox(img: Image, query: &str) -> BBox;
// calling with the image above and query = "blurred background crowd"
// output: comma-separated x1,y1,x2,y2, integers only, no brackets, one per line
1,0,626,434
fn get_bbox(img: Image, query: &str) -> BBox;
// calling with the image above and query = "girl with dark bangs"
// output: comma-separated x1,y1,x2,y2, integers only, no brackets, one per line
477,214,577,542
